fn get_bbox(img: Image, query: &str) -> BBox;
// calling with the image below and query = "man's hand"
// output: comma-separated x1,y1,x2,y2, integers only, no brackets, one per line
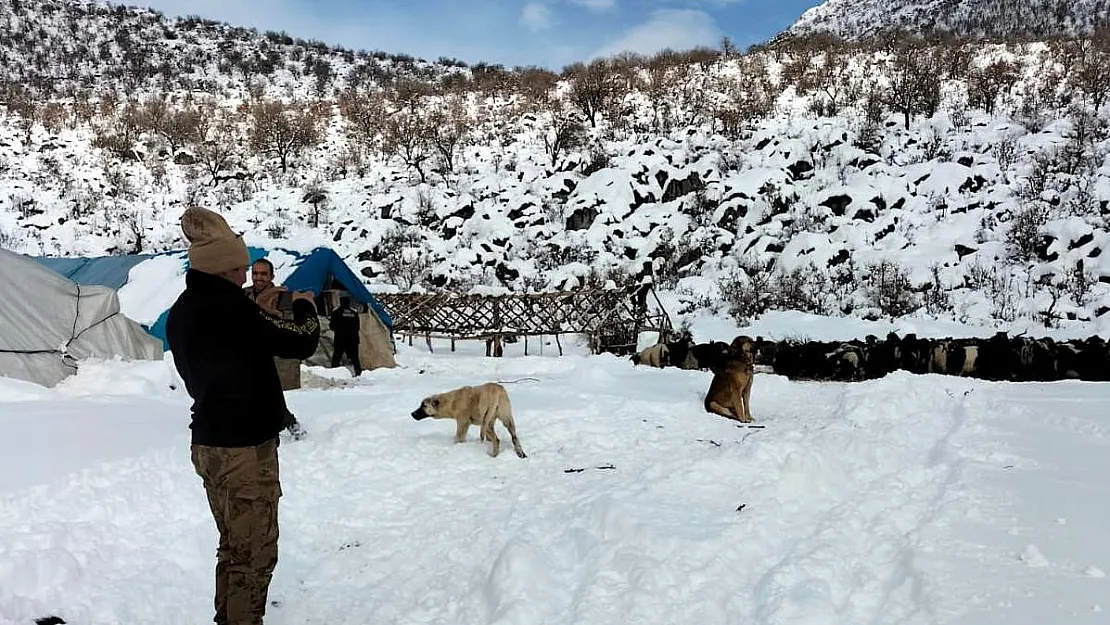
256,286,285,313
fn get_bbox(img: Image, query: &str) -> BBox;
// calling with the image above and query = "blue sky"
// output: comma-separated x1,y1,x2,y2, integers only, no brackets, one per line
132,0,824,69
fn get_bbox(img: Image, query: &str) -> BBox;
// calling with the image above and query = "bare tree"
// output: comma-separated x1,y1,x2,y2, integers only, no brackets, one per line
642,52,676,131
158,105,206,154
967,59,1019,115
712,62,776,139
1068,36,1110,110
426,94,472,175
381,108,434,182
92,101,145,160
189,104,239,185
378,225,431,290
517,67,559,111
1005,203,1051,263
542,99,586,167
670,61,712,128
720,36,739,58
883,44,942,129
565,58,615,127
134,95,169,134
372,80,440,181
804,50,853,116
248,99,322,172
864,260,920,318
1057,104,1109,177
339,89,389,156
120,207,146,254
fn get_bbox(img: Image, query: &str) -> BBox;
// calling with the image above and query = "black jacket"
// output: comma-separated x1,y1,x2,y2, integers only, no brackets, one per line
329,306,361,344
167,269,321,447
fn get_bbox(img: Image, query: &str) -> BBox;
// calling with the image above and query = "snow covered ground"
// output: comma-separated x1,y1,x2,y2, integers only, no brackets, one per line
1,330,1108,625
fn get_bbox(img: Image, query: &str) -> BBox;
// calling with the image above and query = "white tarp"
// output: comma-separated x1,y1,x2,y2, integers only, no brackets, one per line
0,248,165,388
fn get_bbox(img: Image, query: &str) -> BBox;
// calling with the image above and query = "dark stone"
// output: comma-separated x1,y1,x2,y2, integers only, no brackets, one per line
1069,232,1095,250
954,244,977,259
1034,235,1058,262
566,206,599,231
661,172,704,203
787,160,814,180
853,208,876,222
495,263,519,284
821,194,852,216
828,249,851,266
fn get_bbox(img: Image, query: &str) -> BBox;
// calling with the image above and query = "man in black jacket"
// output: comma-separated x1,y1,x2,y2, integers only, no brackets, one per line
328,296,362,376
166,206,320,625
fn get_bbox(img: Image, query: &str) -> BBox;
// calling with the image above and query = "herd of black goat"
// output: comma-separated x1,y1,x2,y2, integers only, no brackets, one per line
637,330,1110,383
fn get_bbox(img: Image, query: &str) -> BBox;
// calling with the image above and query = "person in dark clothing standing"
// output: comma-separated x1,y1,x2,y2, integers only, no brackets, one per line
328,297,362,376
166,206,320,625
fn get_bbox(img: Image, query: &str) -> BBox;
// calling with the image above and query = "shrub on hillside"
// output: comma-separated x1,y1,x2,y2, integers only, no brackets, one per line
862,260,921,319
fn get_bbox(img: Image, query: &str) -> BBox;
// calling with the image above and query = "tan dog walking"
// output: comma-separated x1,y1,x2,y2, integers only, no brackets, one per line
411,382,527,458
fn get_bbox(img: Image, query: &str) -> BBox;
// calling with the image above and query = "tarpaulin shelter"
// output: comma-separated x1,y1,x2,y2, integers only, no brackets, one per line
1,248,164,387
32,246,397,376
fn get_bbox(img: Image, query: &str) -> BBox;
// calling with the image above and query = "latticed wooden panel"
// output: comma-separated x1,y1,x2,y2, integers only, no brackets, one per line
375,290,646,338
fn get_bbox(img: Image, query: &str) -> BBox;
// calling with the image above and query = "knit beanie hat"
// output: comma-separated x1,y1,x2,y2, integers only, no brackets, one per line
180,206,250,275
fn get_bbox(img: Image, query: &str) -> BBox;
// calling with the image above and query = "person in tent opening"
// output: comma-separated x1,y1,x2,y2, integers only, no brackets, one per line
329,296,362,377
244,258,306,441
166,206,320,625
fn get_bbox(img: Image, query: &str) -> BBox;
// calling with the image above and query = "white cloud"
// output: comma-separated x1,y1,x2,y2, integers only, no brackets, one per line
591,9,721,58
520,2,555,31
568,0,617,11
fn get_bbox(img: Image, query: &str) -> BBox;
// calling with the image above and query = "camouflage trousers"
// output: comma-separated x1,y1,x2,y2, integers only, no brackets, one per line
274,356,301,391
191,438,282,625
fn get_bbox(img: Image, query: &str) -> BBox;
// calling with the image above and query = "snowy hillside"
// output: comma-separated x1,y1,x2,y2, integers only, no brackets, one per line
789,0,1110,40
2,3,1110,334
1,335,1109,624
0,0,464,99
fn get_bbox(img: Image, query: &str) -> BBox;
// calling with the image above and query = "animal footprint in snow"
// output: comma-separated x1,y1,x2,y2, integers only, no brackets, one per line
1019,544,1048,568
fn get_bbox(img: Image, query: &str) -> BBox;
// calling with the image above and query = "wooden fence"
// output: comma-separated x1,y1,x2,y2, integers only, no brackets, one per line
374,286,673,356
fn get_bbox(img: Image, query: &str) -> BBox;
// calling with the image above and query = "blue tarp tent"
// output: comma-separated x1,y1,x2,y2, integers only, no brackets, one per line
31,254,155,289
32,247,394,352
147,246,393,350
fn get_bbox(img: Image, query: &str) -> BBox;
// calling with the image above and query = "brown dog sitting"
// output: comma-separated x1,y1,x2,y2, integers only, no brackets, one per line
704,335,755,422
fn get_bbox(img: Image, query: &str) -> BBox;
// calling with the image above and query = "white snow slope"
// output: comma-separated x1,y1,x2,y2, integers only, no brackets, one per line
788,0,1110,39
1,333,1107,625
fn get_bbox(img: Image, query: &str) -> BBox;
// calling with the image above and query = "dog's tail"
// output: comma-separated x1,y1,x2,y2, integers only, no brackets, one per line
496,377,541,384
